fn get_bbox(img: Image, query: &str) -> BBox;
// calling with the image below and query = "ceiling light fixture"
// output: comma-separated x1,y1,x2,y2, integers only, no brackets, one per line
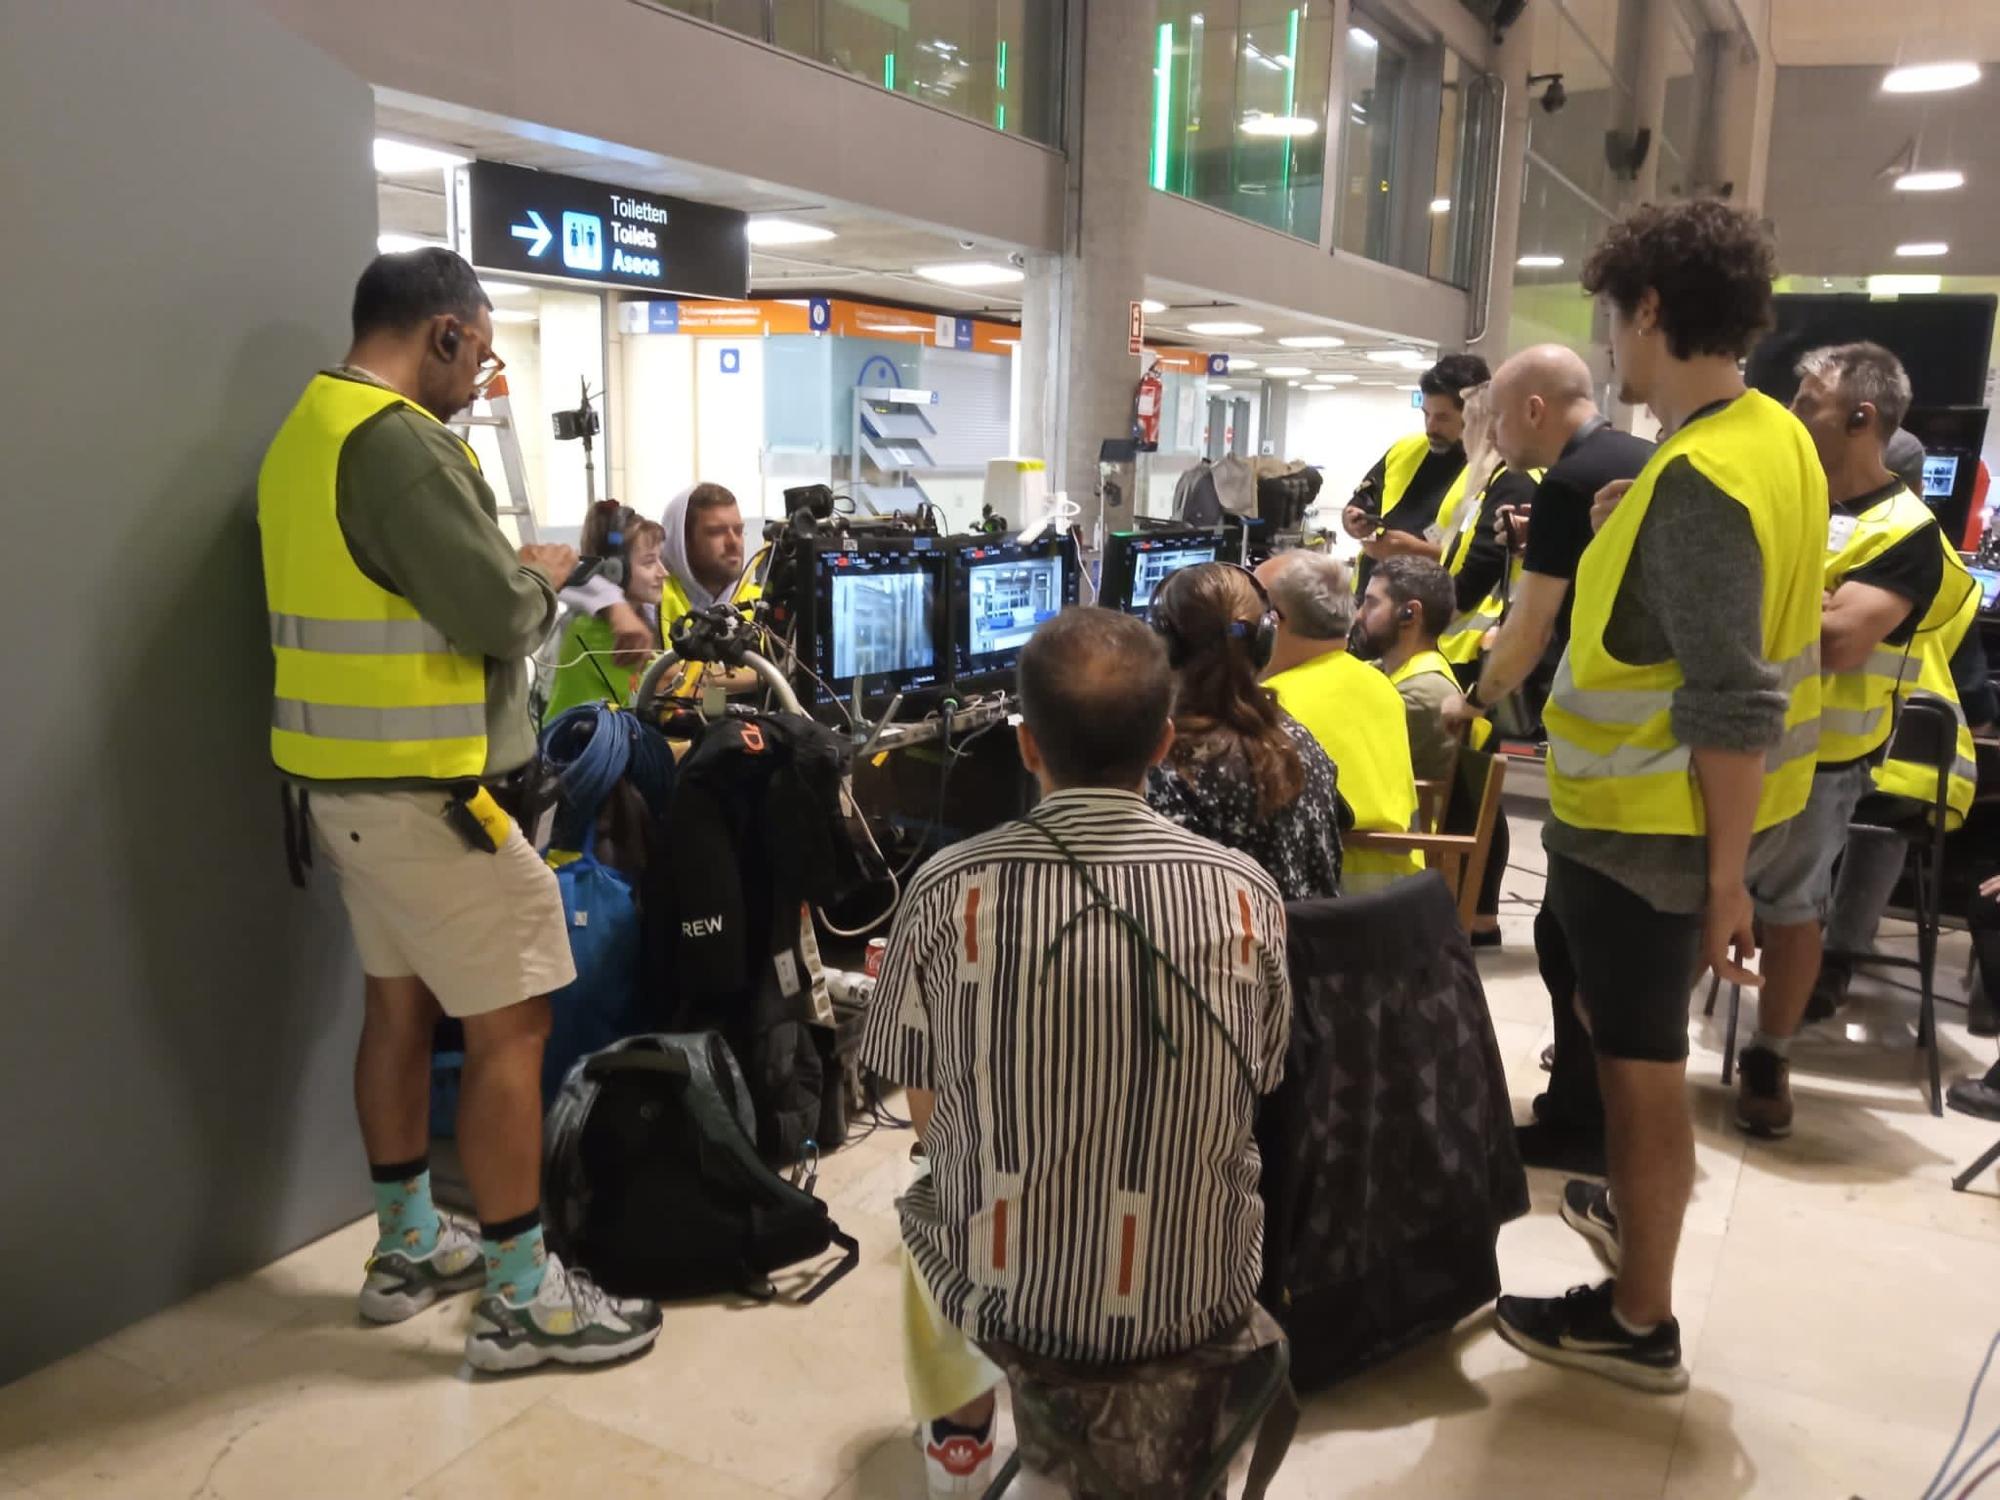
373,138,469,175
1316,372,1359,384
1895,241,1949,257
1881,61,1981,94
1140,299,1168,314
1893,169,1965,193
914,261,1025,287
1239,113,1319,138
1210,382,1234,392
1264,365,1312,378
1279,334,1347,348
1516,253,1565,269
1229,357,1259,371
1867,274,1943,296
480,280,535,299
376,234,446,254
1365,349,1430,367
1187,320,1265,336
747,219,838,246
1430,198,1452,214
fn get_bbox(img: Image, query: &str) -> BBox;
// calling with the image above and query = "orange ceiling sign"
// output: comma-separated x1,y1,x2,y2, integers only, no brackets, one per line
622,296,1020,351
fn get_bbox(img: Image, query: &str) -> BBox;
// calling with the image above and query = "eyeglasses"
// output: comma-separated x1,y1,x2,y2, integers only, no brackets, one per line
471,344,507,397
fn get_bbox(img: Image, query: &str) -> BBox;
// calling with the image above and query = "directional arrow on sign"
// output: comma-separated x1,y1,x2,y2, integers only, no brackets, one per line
510,210,552,258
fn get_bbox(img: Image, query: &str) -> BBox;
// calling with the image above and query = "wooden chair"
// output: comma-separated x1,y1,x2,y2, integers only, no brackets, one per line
1345,748,1509,932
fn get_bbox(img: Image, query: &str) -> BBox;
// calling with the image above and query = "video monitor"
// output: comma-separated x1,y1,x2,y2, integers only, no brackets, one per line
1101,527,1223,617
807,537,947,709
949,533,1079,684
1971,566,2000,614
1924,455,1961,502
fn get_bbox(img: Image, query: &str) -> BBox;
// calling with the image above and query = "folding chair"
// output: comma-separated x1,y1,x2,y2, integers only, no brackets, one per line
1703,695,1961,1117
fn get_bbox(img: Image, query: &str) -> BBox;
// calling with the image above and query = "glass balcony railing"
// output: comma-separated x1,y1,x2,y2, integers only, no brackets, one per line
648,0,1066,146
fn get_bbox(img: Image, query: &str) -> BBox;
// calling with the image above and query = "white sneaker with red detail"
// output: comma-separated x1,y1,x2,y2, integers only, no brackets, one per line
922,1417,996,1496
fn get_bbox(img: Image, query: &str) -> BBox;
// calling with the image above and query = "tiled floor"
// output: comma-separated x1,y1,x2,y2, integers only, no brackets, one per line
4,815,1996,1498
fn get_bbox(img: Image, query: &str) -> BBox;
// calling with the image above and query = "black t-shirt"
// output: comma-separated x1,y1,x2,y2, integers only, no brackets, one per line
1830,478,1945,649
1520,420,1657,651
1354,443,1467,590
1454,466,1538,613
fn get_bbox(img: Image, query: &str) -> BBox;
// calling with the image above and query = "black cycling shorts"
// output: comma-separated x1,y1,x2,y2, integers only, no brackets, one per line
1544,852,1702,1063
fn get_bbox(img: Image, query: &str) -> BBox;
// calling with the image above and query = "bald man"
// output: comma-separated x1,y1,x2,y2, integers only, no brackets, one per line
1445,345,1655,1172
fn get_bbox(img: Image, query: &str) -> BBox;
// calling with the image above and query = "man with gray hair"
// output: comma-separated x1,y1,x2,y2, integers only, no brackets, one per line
1254,551,1421,891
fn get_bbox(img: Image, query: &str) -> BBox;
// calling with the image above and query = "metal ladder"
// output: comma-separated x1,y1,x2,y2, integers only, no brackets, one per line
450,376,538,544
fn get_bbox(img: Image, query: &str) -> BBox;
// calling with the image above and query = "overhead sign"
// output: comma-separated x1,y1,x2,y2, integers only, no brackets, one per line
455,160,749,298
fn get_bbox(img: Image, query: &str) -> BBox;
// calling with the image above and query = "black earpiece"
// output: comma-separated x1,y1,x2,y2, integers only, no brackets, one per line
1399,605,1418,624
438,324,462,360
1846,408,1869,433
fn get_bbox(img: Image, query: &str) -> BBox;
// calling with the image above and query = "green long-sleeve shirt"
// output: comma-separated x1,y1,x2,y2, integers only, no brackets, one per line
298,367,555,789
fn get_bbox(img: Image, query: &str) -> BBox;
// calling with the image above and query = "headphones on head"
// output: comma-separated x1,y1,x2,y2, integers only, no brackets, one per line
1149,561,1280,672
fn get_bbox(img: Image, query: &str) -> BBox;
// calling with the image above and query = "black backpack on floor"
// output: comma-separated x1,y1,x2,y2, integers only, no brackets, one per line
543,1032,859,1302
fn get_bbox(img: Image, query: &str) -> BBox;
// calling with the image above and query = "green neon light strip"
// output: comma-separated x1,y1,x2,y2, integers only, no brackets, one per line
884,51,895,90
1151,22,1174,191
996,39,1008,128
1280,8,1299,204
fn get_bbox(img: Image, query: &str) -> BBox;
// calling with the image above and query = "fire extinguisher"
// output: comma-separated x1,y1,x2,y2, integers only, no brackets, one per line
1133,356,1163,452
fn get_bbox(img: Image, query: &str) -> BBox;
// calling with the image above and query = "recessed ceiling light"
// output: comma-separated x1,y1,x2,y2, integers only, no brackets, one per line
1264,365,1312,378
481,280,535,299
1896,241,1949,257
748,219,837,246
1365,349,1430,367
1239,113,1319,138
1229,358,1259,371
1317,373,1359,384
1429,198,1452,214
1894,170,1965,193
1398,384,1421,392
858,320,936,334
1867,274,1943,296
1517,253,1565,269
1882,61,1981,94
1279,335,1347,349
1361,379,1402,386
376,234,446,255
1352,28,1378,51
1187,320,1265,336
373,138,469,175
1140,299,1168,314
914,261,1025,287
1209,382,1233,392
1287,379,1303,387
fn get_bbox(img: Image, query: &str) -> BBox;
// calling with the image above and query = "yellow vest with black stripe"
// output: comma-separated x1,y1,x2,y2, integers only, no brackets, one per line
1438,463,1543,665
661,559,766,699
1818,484,1939,765
1386,648,1494,752
1873,541,1980,827
1544,391,1825,835
259,374,488,780
1355,435,1469,592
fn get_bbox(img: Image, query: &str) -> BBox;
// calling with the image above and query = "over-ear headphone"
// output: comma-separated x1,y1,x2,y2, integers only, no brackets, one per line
1150,561,1280,672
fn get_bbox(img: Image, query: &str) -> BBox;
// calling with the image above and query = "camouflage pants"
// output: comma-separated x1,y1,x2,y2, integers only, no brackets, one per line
979,1304,1291,1500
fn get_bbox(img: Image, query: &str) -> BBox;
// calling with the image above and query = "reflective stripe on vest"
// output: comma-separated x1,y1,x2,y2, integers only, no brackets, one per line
1544,391,1826,835
1818,485,1939,764
1873,546,1981,827
1355,435,1468,592
259,373,488,782
1438,467,1540,663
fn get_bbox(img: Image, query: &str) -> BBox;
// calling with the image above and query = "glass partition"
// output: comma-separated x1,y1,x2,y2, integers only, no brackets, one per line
1335,20,1404,260
644,0,1066,145
1150,1,1336,240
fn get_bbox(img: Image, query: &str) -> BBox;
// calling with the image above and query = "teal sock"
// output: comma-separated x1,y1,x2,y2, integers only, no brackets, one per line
369,1159,441,1257
480,1213,548,1304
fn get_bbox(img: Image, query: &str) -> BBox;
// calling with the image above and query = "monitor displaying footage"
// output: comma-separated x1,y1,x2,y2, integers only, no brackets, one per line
1128,540,1219,612
809,540,947,703
950,534,1079,681
1971,566,2000,614
1923,454,1961,501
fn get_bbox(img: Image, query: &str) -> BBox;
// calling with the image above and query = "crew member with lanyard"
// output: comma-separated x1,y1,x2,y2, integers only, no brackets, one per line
1340,354,1490,594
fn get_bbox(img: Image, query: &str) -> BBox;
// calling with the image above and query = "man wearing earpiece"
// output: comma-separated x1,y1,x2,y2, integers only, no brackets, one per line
259,248,661,1372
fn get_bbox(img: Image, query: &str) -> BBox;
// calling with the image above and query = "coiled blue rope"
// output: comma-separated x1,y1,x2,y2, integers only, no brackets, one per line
540,702,674,850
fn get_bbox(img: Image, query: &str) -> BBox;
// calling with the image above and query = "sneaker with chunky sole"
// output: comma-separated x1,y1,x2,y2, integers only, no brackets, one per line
463,1254,662,1373
1495,1280,1687,1394
921,1416,996,1496
1560,1179,1620,1269
1735,1045,1794,1139
359,1220,484,1324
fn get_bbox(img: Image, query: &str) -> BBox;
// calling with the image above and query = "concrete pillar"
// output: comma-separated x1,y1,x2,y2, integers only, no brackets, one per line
1704,24,1777,212
1015,0,1157,534
1612,0,1673,206
1472,3,1536,357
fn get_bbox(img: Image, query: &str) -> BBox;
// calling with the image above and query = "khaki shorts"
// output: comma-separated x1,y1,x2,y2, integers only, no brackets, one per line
310,788,575,1018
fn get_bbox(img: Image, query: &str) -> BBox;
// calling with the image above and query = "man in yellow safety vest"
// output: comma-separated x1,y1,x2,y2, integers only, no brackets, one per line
1728,343,1969,1138
259,249,661,1373
1339,354,1489,595
1490,202,1824,1395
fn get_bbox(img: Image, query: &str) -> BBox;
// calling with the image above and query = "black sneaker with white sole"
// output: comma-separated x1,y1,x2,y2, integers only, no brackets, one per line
1560,1178,1620,1268
1495,1280,1687,1394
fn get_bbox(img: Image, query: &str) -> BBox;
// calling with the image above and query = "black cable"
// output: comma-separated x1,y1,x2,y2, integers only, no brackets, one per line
893,712,1011,881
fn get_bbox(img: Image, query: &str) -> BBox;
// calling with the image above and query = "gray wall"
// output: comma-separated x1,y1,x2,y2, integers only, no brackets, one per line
0,0,377,1383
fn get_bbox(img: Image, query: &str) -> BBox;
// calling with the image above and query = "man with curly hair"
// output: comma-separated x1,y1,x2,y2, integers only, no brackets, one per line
1492,200,1826,1393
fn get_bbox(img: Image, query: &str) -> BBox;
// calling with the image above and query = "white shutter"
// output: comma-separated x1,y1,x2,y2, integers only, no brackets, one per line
917,346,1013,469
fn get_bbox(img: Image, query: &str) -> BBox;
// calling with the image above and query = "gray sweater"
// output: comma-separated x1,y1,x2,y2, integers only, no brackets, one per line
1543,454,1793,914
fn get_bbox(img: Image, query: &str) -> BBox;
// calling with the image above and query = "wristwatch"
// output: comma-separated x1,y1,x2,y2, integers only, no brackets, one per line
1464,681,1492,716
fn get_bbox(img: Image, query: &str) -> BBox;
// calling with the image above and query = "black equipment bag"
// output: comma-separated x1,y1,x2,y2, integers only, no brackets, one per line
543,1032,860,1303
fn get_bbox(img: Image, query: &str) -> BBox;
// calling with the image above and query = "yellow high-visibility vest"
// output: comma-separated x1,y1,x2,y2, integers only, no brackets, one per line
1438,464,1542,665
1386,648,1493,752
1267,648,1423,886
1873,539,1980,827
1818,484,1941,765
1544,391,1825,834
259,374,488,781
660,559,766,699
1355,434,1468,592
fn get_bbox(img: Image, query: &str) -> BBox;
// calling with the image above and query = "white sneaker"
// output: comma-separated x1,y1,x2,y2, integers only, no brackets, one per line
921,1417,997,1496
463,1252,662,1373
358,1219,484,1324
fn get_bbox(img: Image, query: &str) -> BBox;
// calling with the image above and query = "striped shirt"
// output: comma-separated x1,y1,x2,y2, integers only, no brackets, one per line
860,788,1291,1363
